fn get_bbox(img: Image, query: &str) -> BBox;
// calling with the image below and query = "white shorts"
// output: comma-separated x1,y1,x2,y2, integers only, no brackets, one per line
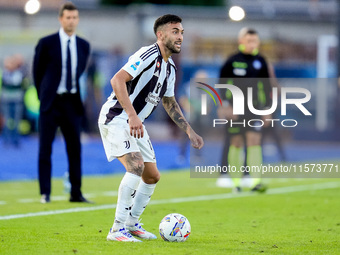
98,118,156,163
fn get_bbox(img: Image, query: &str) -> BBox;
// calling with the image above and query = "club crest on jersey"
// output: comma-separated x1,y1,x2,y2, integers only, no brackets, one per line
253,60,262,70
157,61,160,68
130,61,140,71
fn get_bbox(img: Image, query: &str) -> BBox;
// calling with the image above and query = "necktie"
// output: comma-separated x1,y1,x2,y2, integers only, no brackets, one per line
66,39,72,92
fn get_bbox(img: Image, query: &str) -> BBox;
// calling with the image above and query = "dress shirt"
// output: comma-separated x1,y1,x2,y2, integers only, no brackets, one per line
57,28,78,94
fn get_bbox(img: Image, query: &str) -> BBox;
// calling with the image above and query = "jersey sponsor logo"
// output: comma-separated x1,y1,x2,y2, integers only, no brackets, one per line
124,140,130,149
233,68,246,76
130,61,140,71
145,92,161,106
232,61,247,69
253,60,262,70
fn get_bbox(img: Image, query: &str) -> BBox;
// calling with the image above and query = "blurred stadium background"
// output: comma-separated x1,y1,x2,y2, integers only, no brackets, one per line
0,0,340,180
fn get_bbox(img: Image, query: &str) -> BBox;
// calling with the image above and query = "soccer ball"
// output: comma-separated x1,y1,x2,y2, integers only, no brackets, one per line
159,213,191,242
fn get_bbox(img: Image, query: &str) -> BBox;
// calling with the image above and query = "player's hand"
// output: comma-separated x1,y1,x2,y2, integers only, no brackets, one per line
128,114,144,138
189,131,204,149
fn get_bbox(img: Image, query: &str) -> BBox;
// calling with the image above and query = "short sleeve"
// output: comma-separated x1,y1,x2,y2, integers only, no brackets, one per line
122,45,157,79
164,74,175,97
122,53,143,79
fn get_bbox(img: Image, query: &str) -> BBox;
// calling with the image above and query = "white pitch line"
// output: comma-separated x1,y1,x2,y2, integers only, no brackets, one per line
18,196,68,204
18,199,37,203
13,191,118,204
102,191,118,196
1,181,339,221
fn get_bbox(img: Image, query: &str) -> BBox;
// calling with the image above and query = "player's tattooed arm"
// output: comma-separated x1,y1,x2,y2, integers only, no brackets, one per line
162,96,189,134
163,96,204,149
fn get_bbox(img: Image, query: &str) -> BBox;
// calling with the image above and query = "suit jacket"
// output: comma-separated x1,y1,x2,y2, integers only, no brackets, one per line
33,32,90,113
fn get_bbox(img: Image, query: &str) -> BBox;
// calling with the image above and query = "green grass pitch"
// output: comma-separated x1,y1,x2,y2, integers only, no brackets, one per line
1,170,340,254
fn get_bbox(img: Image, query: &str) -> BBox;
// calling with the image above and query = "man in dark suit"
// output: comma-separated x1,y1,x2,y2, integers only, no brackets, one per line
33,2,91,203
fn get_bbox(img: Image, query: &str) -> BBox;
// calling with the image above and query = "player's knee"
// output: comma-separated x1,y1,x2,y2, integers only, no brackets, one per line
144,172,161,184
125,152,145,176
154,172,161,183
126,160,144,176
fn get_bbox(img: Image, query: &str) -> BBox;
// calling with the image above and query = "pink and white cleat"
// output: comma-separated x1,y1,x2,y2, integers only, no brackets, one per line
107,228,142,242
126,222,157,240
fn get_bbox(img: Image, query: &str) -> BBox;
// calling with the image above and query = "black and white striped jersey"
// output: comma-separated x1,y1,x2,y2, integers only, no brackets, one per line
99,43,176,124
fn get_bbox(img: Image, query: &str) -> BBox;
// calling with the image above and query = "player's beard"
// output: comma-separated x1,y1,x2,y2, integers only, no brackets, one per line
165,39,181,54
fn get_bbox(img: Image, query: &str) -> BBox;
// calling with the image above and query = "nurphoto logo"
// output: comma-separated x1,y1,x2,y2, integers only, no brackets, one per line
197,82,312,128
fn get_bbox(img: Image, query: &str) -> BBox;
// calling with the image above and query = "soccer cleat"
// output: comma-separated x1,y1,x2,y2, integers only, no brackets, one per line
107,228,142,242
240,176,254,188
40,194,50,204
232,186,242,193
69,196,94,203
216,176,234,188
126,222,157,240
251,184,267,193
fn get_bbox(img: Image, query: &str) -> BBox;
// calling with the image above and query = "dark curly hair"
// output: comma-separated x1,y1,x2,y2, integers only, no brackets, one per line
153,14,182,35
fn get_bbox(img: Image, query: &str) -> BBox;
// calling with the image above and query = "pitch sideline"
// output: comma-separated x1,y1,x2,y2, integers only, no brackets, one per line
1,181,339,221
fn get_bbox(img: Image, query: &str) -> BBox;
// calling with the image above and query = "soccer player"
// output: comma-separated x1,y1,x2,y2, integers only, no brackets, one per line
98,14,204,242
217,27,272,192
